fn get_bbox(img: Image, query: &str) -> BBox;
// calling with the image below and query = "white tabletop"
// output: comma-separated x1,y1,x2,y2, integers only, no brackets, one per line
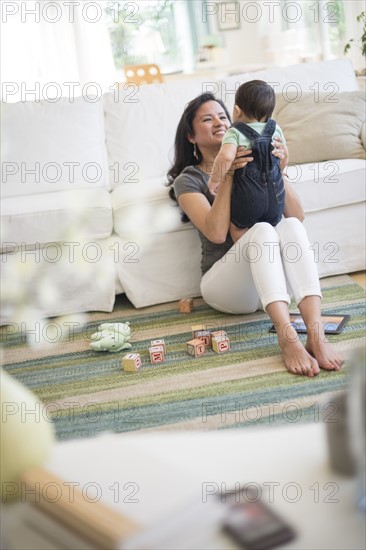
39,422,365,549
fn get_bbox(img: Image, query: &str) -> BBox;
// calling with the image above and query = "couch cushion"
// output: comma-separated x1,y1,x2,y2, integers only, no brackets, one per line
111,179,183,236
274,91,366,164
2,97,109,197
103,78,211,187
303,202,366,278
1,188,113,249
288,159,366,213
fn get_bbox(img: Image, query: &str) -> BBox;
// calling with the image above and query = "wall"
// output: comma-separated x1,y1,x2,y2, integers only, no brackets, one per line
204,0,274,67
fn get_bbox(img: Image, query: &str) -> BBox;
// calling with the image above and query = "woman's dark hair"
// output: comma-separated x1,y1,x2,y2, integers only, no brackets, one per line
167,93,231,205
235,80,275,121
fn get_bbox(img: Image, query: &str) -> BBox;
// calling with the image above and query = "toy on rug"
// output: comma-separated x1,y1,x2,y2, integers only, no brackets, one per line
187,338,206,357
211,334,230,353
122,353,141,372
149,339,166,364
178,298,194,313
90,322,132,352
187,326,230,356
151,339,166,354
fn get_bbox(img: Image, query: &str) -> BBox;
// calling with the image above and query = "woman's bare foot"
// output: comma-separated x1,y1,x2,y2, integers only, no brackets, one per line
279,327,320,377
305,335,344,371
296,296,344,372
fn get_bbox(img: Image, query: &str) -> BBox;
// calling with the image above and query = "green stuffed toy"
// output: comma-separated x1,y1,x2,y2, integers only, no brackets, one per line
90,322,132,352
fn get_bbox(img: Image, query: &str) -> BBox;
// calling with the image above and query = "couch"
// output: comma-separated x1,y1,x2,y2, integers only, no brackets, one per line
1,58,365,324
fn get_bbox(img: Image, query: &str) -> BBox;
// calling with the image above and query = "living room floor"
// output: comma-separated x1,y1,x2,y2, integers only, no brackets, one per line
350,270,366,289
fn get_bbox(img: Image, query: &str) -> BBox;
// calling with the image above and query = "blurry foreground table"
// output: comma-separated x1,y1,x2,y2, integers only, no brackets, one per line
3,423,365,549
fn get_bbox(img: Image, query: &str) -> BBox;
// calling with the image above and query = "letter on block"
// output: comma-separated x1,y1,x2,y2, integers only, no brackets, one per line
179,298,194,313
122,353,141,372
149,346,165,364
211,336,230,354
151,339,166,354
187,339,206,357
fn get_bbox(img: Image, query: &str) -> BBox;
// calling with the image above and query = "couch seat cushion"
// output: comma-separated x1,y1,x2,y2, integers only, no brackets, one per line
1,188,113,249
288,159,366,213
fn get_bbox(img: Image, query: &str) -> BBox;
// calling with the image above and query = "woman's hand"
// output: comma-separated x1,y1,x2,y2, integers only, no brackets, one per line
227,146,253,177
272,137,289,172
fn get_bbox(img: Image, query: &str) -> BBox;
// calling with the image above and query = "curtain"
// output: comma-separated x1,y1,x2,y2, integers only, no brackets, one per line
1,0,116,101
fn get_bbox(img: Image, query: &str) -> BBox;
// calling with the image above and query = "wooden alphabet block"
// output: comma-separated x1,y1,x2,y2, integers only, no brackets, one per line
122,353,141,372
210,330,227,343
187,338,206,357
151,339,166,354
179,298,194,313
191,324,206,339
195,330,211,347
149,346,165,364
151,344,165,355
211,336,230,354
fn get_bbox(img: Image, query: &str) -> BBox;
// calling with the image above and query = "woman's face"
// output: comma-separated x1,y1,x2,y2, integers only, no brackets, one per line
189,100,230,150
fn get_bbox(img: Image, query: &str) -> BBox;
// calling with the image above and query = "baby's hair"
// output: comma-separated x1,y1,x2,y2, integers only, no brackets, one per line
235,80,275,121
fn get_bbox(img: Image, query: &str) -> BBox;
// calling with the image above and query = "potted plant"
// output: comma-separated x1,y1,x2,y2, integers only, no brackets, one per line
344,11,366,76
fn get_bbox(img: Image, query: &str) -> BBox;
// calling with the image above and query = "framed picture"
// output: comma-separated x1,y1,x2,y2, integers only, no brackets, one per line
217,2,241,31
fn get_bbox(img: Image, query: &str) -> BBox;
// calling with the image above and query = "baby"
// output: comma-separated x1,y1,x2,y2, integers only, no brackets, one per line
208,80,286,242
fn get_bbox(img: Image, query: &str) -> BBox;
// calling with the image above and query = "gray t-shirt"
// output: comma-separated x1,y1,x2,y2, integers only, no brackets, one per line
173,165,233,275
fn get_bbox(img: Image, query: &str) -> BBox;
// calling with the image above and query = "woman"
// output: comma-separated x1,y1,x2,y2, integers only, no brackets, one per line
167,93,343,377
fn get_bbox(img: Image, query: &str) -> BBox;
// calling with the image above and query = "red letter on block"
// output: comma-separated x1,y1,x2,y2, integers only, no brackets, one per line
212,336,230,353
149,346,165,364
187,339,206,357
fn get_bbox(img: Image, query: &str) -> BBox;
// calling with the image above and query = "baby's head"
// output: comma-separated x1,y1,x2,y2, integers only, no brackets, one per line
234,80,275,122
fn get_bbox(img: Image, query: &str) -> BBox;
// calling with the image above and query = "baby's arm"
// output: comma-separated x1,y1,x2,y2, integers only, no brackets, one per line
208,143,237,195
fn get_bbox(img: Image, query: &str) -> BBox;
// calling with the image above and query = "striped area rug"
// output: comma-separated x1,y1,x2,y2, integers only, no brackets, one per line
1,275,365,440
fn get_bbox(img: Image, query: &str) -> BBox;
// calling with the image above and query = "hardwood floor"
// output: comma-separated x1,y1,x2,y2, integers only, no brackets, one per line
349,271,366,289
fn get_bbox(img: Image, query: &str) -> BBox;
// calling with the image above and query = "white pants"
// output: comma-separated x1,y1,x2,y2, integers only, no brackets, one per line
200,218,322,314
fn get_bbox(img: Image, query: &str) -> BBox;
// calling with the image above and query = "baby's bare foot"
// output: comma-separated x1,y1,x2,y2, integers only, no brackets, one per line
305,337,344,371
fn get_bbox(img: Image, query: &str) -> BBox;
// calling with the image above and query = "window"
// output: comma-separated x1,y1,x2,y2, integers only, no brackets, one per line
280,0,346,61
104,0,210,74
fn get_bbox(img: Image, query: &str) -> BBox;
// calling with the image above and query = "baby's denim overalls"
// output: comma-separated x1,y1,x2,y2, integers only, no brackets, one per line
230,119,285,229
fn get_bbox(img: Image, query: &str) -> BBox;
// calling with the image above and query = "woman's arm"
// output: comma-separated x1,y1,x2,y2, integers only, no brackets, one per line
177,147,253,244
208,143,237,195
283,179,305,221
